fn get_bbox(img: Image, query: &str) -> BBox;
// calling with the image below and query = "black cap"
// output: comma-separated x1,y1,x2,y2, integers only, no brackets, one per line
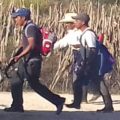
72,13,90,24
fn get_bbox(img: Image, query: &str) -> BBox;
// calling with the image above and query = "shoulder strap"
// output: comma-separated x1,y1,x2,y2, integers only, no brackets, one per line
24,23,35,37
79,28,98,45
79,29,97,62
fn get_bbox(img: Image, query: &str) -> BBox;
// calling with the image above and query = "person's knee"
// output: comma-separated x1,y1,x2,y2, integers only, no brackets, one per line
28,79,40,89
100,82,109,96
73,81,82,90
11,76,23,87
11,80,23,92
11,80,22,86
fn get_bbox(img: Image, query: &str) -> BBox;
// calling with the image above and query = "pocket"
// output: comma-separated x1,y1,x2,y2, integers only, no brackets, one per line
26,59,41,78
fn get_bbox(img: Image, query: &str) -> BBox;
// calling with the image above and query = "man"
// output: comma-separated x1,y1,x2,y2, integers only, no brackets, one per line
54,13,81,50
54,12,89,103
66,13,114,112
4,8,65,115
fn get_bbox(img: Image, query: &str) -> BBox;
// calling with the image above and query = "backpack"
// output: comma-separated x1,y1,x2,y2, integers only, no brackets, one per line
98,43,115,75
25,23,57,56
98,33,104,43
83,29,115,75
74,29,115,76
40,27,57,56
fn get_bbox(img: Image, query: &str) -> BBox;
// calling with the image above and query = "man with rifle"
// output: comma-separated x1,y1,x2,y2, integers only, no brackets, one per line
4,8,65,115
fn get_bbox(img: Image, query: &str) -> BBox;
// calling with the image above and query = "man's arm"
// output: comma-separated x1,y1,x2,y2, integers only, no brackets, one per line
14,25,37,62
4,47,23,78
54,31,81,50
53,35,69,50
14,37,35,62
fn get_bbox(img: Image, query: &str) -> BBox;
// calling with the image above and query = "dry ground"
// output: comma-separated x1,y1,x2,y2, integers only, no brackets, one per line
0,92,120,120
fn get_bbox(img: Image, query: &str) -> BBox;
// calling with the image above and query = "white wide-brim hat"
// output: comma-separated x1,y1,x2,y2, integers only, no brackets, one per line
59,12,77,23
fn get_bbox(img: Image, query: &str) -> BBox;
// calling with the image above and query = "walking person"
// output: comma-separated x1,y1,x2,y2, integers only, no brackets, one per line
54,13,81,50
66,13,114,112
4,8,65,115
54,12,89,104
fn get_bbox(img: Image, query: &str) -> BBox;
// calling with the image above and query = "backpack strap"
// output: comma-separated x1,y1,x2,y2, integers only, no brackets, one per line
79,28,98,45
79,28,98,64
24,23,35,37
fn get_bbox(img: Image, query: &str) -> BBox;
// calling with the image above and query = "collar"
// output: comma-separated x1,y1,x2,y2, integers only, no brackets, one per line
82,27,91,33
23,20,33,30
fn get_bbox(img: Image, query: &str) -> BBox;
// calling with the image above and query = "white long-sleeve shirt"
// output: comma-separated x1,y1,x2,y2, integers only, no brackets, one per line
53,29,82,50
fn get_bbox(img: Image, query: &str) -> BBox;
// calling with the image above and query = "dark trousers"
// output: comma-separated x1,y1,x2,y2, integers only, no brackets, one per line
72,71,113,108
10,58,63,108
72,71,89,106
93,76,113,108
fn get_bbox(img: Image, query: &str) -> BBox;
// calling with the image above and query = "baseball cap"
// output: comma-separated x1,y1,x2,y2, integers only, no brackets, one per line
11,8,31,18
72,13,90,23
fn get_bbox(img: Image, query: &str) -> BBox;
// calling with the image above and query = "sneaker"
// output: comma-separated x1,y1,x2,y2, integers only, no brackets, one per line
65,103,80,109
56,98,65,115
4,107,24,112
97,107,114,113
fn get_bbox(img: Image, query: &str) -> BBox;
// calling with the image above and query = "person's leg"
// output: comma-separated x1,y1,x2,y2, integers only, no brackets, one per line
4,61,24,112
81,77,89,103
72,78,83,107
25,58,65,114
97,76,114,112
88,77,100,102
88,55,101,102
66,71,82,109
81,85,88,103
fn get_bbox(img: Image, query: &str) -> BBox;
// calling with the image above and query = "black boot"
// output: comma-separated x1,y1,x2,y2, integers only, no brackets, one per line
97,95,114,112
4,106,24,112
56,97,65,115
66,83,82,109
97,107,114,112
65,103,80,109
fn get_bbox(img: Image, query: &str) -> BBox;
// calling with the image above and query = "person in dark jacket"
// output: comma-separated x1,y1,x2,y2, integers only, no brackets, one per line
4,8,65,115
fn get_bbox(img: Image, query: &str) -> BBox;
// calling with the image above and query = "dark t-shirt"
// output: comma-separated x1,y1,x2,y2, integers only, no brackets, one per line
22,21,42,60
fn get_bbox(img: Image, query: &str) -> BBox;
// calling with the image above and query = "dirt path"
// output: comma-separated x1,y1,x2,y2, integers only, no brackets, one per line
0,92,120,120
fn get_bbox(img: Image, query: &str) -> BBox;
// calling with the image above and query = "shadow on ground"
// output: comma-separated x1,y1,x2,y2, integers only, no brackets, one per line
0,109,120,120
89,100,120,105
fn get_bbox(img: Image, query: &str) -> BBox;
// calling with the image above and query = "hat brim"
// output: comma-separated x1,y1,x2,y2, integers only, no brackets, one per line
11,12,19,18
59,19,75,23
11,12,27,18
72,16,80,20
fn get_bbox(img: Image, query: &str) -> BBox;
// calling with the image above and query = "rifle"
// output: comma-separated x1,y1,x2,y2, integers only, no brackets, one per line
4,47,23,78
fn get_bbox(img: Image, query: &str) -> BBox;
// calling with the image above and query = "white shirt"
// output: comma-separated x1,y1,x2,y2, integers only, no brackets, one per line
80,27,97,48
53,29,82,50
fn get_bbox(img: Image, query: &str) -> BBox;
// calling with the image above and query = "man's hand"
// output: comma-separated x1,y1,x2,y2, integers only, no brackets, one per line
72,44,80,48
9,55,21,63
9,57,14,63
13,55,21,63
